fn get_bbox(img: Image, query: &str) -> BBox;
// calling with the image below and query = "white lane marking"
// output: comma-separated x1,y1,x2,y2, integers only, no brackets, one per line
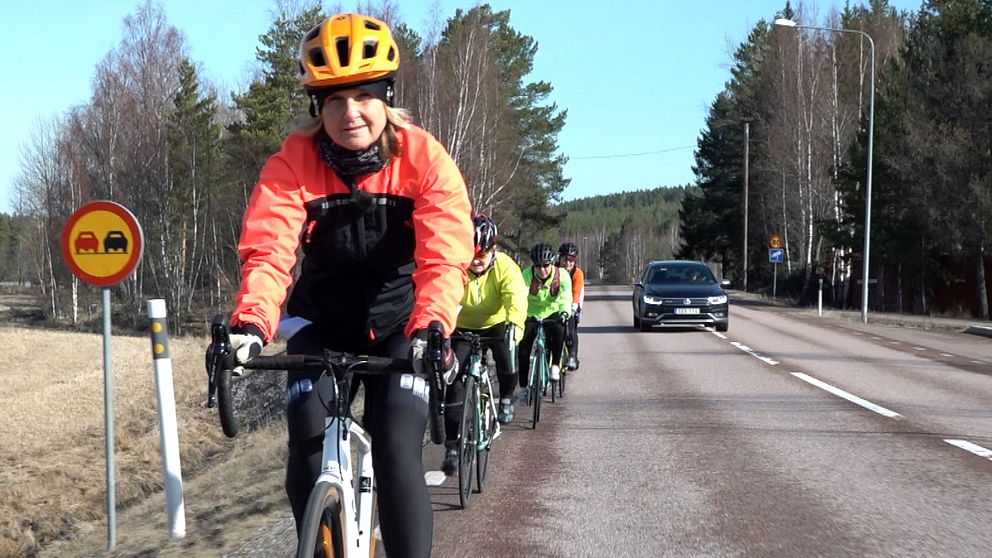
944,439,992,460
424,471,447,486
852,332,863,336
711,331,727,339
791,372,902,419
871,336,882,340
972,360,984,365
890,341,902,345
913,347,926,351
730,341,779,366
940,353,955,357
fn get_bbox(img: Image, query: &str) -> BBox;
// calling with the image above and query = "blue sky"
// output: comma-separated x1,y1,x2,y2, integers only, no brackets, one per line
0,0,923,213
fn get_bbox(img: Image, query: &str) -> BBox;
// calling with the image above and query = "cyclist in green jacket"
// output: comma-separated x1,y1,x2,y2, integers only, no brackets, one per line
441,214,528,475
518,243,572,396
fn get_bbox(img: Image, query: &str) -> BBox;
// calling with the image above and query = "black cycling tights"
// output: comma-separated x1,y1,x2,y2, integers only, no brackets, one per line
517,319,565,387
285,326,431,558
445,323,514,446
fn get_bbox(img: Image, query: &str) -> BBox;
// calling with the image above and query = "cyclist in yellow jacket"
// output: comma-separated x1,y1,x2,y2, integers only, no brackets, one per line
441,214,527,474
518,243,572,394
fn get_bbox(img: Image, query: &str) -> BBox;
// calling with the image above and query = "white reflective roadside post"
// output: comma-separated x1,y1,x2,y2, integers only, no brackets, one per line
147,299,186,537
60,201,144,551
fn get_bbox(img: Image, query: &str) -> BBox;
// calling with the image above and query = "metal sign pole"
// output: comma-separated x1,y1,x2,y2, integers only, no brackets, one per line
103,287,116,551
773,262,778,298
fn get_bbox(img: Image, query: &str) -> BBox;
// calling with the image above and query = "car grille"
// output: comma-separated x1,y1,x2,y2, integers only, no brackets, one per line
659,298,709,305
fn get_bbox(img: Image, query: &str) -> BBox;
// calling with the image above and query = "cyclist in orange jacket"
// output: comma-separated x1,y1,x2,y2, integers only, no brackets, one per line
219,13,472,557
558,242,585,370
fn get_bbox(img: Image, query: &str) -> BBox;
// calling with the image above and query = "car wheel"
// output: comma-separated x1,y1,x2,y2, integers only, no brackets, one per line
716,322,729,332
639,320,652,332
633,314,641,328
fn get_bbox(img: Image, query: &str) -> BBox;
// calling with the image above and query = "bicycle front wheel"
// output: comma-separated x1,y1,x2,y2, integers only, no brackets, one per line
297,481,344,558
458,375,478,509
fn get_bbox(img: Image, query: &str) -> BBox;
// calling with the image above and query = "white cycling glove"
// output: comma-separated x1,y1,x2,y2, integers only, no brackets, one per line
229,324,264,376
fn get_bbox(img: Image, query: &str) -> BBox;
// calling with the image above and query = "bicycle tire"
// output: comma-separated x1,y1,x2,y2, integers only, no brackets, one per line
297,481,344,558
458,375,478,509
476,371,495,491
532,349,544,428
216,367,238,438
558,369,566,399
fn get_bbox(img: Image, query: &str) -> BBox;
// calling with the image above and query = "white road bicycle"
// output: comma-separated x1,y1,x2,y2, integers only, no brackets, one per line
206,316,447,558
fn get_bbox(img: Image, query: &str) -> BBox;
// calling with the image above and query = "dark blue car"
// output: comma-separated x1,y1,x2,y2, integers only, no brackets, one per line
632,260,730,332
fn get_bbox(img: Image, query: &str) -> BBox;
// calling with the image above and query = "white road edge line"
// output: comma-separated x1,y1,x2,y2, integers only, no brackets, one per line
790,372,902,419
944,439,992,460
730,341,779,366
711,331,727,339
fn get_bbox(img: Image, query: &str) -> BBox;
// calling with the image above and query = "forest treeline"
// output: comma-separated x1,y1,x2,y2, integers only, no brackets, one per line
0,0,569,331
679,0,991,318
553,186,694,283
3,0,990,326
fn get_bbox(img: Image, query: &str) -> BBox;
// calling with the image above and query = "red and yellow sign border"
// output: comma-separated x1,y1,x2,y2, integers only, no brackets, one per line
61,201,144,287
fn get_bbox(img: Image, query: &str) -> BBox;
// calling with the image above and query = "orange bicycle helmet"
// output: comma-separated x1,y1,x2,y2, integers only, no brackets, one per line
299,14,399,90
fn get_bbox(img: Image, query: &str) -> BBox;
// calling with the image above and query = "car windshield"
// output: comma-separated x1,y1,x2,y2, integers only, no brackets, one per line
646,265,715,285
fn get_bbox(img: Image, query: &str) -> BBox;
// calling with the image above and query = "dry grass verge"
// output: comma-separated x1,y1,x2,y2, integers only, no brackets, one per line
0,325,291,557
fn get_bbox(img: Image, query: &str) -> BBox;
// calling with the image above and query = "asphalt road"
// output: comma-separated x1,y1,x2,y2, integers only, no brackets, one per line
426,285,992,557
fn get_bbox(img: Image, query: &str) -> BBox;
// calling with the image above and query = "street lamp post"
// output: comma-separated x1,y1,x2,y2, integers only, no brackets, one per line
774,18,875,324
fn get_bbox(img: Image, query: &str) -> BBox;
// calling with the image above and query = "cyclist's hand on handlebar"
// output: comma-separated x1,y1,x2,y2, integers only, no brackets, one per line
230,324,264,375
558,311,570,324
410,329,459,385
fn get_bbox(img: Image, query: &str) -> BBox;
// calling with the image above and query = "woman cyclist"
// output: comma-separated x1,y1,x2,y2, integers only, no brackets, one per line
217,13,472,557
558,242,585,370
518,242,572,394
441,213,527,474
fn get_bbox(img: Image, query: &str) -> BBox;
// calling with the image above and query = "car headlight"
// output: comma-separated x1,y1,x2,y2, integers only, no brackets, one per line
707,295,728,305
643,295,663,305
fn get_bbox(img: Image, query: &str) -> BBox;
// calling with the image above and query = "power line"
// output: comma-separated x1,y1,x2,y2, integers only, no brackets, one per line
570,145,696,161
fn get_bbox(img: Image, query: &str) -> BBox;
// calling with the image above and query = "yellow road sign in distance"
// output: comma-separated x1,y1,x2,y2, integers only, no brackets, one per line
61,201,144,286
769,235,783,249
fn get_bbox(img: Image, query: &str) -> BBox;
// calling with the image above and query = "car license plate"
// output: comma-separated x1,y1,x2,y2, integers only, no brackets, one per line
675,307,699,315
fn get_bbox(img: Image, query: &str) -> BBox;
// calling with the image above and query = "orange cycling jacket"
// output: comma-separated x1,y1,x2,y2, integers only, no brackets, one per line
569,266,585,308
230,124,473,346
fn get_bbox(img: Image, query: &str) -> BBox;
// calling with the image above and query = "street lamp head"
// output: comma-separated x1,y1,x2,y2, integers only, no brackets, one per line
773,18,798,28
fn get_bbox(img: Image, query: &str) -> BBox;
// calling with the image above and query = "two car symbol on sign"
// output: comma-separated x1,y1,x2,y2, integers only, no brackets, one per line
74,231,129,254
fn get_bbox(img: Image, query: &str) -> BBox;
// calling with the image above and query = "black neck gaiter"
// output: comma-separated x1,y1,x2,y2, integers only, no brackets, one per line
316,132,387,180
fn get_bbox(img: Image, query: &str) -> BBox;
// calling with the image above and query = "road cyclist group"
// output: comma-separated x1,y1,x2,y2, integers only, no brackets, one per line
203,12,587,557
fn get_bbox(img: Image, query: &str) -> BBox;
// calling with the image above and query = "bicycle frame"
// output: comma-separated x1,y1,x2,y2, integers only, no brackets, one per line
467,349,500,450
528,325,549,395
318,412,376,555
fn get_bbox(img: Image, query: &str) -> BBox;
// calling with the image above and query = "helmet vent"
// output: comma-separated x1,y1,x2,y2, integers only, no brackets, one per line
304,26,320,42
362,39,377,59
335,38,350,66
308,48,327,68
364,20,381,30
387,46,396,61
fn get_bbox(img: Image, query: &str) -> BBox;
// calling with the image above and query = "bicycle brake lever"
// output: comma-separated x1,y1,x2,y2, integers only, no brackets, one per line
206,314,232,408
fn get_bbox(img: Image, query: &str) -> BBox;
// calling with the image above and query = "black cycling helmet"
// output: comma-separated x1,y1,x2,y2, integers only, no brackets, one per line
530,242,556,266
473,213,498,253
559,242,578,258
